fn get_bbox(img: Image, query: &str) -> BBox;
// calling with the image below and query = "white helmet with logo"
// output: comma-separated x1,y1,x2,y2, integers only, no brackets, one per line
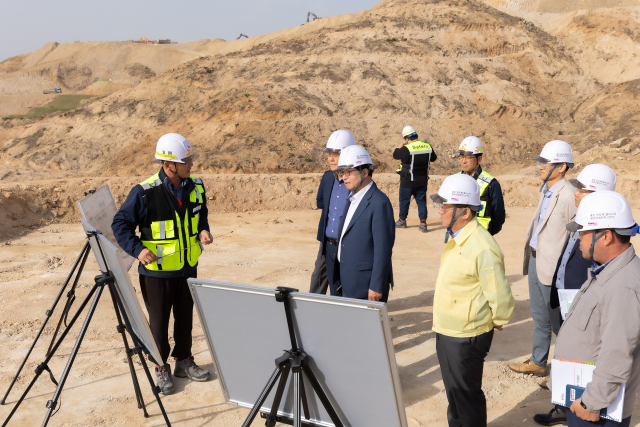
430,174,481,210
155,133,200,164
569,164,616,192
323,130,356,153
402,126,417,138
337,145,373,171
456,136,484,156
534,140,574,167
568,191,637,234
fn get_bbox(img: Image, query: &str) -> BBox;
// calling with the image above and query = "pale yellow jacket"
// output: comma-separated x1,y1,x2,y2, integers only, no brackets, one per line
433,219,515,337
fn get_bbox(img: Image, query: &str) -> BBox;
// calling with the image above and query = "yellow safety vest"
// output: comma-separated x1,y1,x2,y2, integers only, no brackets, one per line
475,170,494,230
396,140,433,181
138,173,205,272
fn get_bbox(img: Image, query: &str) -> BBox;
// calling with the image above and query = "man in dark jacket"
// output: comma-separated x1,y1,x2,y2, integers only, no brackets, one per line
533,163,617,427
335,145,395,301
393,126,437,233
112,133,213,395
309,130,356,295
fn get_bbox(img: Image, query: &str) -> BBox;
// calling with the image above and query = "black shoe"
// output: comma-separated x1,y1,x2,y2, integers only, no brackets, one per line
533,407,567,426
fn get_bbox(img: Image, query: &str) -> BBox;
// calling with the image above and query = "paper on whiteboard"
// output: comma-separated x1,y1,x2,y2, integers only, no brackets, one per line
558,289,579,320
551,359,625,422
77,184,135,271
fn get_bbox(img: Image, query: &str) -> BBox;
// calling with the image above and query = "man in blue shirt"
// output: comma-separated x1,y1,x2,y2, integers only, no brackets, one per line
309,130,355,295
533,164,617,426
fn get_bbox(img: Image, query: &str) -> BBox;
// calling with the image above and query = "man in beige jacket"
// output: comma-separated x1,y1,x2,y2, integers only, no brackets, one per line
510,140,577,375
552,191,640,426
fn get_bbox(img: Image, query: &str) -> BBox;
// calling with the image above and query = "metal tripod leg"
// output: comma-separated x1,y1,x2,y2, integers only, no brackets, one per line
107,284,148,417
40,283,106,427
0,241,90,405
302,364,344,427
242,351,290,427
1,281,100,427
108,282,172,426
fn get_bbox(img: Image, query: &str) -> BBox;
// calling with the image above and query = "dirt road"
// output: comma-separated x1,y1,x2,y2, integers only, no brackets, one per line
0,206,638,426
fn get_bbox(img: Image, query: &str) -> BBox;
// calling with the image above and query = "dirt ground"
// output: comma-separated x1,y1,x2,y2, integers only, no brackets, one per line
1,203,638,427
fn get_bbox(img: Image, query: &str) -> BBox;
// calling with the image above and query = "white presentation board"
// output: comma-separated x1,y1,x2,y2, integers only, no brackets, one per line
189,280,408,427
81,219,162,365
77,184,135,270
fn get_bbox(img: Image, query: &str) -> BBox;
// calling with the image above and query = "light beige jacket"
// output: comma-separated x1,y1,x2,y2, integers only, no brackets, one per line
552,245,640,419
522,178,577,285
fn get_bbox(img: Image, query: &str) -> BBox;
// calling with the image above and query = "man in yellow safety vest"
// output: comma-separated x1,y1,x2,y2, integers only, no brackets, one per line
112,133,213,395
394,126,438,232
457,136,506,235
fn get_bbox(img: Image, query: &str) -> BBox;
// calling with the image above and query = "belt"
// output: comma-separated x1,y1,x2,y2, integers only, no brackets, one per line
326,238,338,246
532,250,537,258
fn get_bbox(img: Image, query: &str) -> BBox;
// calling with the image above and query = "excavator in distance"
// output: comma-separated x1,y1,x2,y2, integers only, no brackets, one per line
306,12,321,23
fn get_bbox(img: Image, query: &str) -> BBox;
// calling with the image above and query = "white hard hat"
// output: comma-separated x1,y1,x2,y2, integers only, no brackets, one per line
337,145,373,170
569,164,616,192
155,133,199,164
456,136,484,156
323,130,356,153
534,140,574,167
430,174,481,211
567,191,638,234
402,126,417,138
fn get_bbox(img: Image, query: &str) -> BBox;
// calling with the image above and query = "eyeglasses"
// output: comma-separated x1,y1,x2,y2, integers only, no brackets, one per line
336,169,359,178
536,161,552,168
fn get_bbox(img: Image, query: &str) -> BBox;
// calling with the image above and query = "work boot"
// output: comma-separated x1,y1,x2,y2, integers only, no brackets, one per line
155,364,174,395
419,223,428,233
508,359,547,376
174,356,210,382
395,219,407,228
533,407,567,426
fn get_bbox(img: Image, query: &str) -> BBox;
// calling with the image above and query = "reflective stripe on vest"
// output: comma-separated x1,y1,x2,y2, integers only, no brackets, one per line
138,173,204,272
398,141,433,181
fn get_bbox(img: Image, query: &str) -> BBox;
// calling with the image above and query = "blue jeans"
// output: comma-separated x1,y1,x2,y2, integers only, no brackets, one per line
528,254,561,367
399,185,428,220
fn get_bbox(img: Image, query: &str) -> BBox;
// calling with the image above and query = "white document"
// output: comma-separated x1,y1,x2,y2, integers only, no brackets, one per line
551,359,625,422
558,289,579,320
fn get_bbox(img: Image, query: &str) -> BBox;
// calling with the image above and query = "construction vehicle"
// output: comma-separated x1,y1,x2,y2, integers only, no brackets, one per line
236,33,249,40
140,37,153,45
43,88,62,94
306,12,321,23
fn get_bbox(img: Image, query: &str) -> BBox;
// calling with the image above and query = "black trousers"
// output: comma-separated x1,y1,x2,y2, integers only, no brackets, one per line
324,242,341,296
436,330,494,427
309,242,328,294
139,270,196,366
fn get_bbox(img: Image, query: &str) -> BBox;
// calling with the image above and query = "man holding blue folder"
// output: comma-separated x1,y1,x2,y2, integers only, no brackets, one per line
550,191,640,426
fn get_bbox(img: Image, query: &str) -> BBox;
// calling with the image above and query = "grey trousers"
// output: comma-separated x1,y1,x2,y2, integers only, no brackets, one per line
528,254,561,367
309,242,328,294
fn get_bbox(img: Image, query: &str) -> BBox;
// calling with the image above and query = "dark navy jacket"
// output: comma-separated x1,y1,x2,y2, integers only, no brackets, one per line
315,170,335,249
550,234,590,309
338,182,395,302
112,168,210,278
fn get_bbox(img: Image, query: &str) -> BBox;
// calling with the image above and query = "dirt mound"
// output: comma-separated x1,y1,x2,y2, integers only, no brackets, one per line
124,63,156,80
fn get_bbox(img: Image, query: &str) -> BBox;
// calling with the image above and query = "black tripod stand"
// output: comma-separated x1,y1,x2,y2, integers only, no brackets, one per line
242,287,345,427
1,234,171,427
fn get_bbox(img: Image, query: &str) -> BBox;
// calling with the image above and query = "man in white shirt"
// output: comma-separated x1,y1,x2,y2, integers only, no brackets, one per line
333,145,395,301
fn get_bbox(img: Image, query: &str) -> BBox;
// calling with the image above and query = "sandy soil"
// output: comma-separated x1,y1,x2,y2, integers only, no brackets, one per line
0,203,639,426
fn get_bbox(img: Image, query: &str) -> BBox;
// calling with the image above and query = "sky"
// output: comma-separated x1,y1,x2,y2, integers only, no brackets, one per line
0,0,379,62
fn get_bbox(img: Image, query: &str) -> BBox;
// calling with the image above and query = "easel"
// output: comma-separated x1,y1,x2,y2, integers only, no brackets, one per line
1,230,171,427
242,287,344,427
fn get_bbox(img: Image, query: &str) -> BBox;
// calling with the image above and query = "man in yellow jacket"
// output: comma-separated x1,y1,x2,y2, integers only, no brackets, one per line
430,174,515,427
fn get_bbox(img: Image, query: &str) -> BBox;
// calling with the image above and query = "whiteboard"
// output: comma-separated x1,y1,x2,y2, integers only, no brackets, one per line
81,218,162,365
77,184,135,270
189,280,407,427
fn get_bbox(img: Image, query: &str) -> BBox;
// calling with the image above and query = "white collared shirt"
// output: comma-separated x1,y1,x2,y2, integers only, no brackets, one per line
338,181,374,262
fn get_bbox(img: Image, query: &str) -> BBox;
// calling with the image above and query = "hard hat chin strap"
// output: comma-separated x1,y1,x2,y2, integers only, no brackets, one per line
350,166,369,196
589,230,606,269
540,164,559,192
444,206,467,244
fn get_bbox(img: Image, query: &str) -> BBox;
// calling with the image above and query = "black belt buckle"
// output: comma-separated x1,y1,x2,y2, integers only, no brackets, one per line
326,238,338,246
